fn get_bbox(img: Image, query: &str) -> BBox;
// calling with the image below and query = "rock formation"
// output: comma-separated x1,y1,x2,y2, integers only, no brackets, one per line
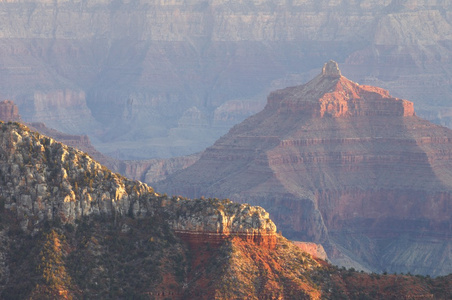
0,100,21,122
293,242,328,261
0,120,318,298
1,1,452,158
0,121,449,298
26,121,116,168
0,99,199,187
0,121,276,248
111,153,201,184
156,61,452,276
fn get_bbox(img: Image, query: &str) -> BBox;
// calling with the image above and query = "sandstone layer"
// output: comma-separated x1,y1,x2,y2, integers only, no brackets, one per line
1,1,452,158
157,61,452,276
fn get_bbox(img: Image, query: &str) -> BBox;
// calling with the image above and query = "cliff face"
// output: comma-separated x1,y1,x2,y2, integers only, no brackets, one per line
1,1,452,158
157,61,452,276
0,121,276,244
111,152,201,183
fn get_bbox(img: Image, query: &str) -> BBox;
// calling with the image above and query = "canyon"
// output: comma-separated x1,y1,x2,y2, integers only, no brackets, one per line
0,0,451,282
156,61,452,277
0,0,452,159
0,118,449,298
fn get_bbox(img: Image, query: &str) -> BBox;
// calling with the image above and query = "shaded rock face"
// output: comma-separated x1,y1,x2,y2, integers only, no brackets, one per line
1,1,452,159
322,60,341,78
156,62,452,276
111,153,201,184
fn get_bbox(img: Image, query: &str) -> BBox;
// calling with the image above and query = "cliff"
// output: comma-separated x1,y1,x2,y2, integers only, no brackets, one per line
0,121,276,243
1,1,452,159
157,61,452,276
0,120,449,298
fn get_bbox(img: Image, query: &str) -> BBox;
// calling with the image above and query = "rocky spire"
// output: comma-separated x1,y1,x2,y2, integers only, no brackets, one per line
322,60,341,78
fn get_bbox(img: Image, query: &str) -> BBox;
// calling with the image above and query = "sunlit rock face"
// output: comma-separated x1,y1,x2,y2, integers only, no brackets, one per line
1,1,452,158
0,121,276,250
156,62,452,276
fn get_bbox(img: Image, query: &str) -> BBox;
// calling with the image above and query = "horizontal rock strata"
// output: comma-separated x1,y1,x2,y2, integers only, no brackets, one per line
156,61,452,276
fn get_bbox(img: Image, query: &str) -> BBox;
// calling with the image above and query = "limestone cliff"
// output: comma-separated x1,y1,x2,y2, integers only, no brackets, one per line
0,121,276,247
157,61,452,276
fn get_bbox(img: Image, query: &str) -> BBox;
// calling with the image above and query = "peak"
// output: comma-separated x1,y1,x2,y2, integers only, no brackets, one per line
266,61,415,118
322,60,341,78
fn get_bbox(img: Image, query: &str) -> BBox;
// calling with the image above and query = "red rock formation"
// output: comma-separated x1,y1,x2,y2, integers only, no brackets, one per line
267,60,415,118
156,61,452,276
175,231,277,250
170,198,277,251
293,242,328,260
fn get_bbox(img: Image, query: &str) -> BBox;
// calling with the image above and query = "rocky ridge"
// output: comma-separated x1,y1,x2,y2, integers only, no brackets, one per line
156,61,452,276
0,99,199,192
0,121,276,245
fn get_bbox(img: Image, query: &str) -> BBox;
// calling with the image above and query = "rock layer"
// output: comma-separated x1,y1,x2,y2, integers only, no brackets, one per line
157,61,452,276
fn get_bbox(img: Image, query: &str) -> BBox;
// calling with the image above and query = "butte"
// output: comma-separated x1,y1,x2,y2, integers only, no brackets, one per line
156,61,452,276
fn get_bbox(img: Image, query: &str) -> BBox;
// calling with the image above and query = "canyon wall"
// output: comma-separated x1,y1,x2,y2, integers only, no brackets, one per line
1,1,452,158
